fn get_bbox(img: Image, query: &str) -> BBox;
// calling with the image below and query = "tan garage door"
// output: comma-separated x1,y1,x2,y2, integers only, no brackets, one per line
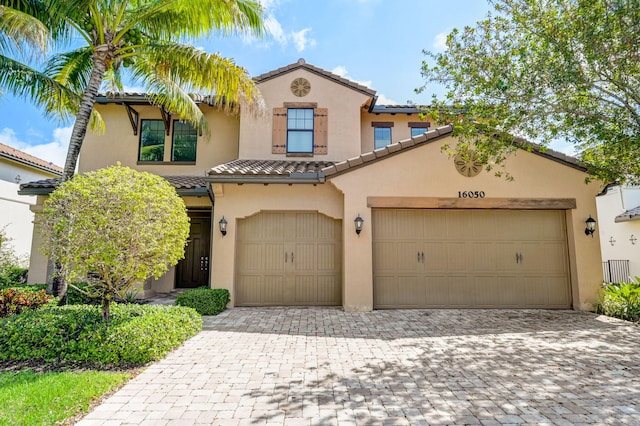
236,211,342,306
373,209,571,309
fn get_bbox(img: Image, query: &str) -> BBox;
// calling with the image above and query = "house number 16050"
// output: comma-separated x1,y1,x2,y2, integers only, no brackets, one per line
458,191,486,198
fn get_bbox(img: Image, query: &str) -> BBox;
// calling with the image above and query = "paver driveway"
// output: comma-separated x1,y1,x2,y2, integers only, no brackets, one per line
77,308,640,425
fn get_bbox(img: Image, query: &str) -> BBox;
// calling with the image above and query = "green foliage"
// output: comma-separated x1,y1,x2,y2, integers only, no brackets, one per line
176,287,230,316
0,304,202,365
0,227,27,286
66,282,98,305
419,0,640,183
40,165,190,322
0,370,131,426
0,287,52,317
599,280,640,322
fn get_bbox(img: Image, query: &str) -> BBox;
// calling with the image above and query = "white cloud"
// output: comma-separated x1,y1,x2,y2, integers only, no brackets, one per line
265,14,286,45
0,126,71,168
290,28,315,52
375,93,399,105
330,66,373,89
549,139,577,156
433,31,449,51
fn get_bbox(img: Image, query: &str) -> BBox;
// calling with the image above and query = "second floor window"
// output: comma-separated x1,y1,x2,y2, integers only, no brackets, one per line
287,108,314,153
172,121,197,162
139,120,165,162
374,127,392,149
411,127,427,137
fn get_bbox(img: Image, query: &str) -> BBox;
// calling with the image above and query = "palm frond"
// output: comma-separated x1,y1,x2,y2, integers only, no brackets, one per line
46,47,94,93
0,5,49,56
0,54,80,121
132,42,262,115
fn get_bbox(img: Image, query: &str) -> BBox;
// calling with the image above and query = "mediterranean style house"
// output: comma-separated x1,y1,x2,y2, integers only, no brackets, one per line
21,59,604,311
0,143,62,259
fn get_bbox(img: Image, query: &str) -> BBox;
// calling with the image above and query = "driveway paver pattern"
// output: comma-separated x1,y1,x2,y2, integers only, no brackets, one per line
77,308,640,425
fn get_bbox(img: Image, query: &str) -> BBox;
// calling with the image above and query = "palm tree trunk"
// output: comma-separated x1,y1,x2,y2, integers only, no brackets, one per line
62,51,108,181
57,50,109,303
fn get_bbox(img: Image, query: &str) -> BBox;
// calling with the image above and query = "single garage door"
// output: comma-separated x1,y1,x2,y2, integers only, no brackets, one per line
373,209,571,309
236,211,342,306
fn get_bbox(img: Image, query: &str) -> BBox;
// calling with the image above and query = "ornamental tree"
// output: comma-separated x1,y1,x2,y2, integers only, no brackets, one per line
419,0,640,183
41,165,190,322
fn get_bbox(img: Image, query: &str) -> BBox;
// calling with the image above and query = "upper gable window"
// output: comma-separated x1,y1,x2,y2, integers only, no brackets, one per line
272,105,328,156
287,108,314,154
139,120,165,162
172,120,197,162
409,121,431,138
372,122,393,149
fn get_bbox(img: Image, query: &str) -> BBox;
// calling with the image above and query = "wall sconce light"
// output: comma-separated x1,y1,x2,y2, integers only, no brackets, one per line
631,235,637,245
609,236,616,246
584,215,596,237
218,216,228,237
354,214,364,236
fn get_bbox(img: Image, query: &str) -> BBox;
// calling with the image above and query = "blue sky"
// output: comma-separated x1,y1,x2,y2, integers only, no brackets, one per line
0,0,494,167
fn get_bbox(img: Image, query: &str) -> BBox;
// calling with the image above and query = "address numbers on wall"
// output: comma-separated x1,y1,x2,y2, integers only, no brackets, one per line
458,191,486,198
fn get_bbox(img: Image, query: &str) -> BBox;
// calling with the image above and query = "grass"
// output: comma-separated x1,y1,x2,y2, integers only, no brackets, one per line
0,369,132,425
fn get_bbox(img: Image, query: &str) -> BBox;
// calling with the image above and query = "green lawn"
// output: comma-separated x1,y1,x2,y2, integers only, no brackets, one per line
0,370,131,425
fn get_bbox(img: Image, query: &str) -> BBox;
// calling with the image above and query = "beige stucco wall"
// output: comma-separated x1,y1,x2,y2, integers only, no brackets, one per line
329,136,604,311
79,104,240,175
239,69,371,161
26,196,49,284
210,183,343,305
360,111,432,153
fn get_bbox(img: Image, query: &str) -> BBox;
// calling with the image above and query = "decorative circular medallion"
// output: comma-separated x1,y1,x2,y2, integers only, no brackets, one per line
290,78,311,97
454,152,484,177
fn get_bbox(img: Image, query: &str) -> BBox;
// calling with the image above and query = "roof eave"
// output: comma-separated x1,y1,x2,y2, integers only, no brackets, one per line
0,153,63,177
206,174,325,185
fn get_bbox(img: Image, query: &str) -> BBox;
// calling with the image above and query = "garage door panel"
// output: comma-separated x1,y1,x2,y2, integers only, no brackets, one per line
498,276,524,306
236,211,341,306
473,242,497,272
447,243,471,272
374,276,397,307
475,276,500,306
317,276,341,304
424,276,449,306
373,209,570,309
448,276,475,306
424,242,447,272
397,276,424,306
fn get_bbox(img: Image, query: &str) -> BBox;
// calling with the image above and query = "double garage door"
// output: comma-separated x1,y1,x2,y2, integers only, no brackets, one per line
373,209,571,309
235,211,342,306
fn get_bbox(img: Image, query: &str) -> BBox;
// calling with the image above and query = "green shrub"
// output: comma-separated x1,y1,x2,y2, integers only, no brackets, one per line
0,304,201,365
176,287,230,315
599,279,640,322
0,288,53,317
0,266,28,287
66,282,99,305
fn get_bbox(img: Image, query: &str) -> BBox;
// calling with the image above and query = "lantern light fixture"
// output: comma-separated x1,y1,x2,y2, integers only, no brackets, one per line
219,216,228,237
585,215,596,237
354,214,364,236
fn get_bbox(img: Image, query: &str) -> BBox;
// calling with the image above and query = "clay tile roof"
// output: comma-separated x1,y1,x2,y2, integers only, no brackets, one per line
0,142,63,175
19,175,206,195
208,159,334,183
254,58,377,97
322,124,455,178
615,205,640,223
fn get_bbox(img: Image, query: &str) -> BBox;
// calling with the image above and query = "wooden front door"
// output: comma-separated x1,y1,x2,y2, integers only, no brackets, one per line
176,215,211,288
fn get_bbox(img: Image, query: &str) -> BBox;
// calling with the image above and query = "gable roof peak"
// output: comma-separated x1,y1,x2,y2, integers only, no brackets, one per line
254,60,377,97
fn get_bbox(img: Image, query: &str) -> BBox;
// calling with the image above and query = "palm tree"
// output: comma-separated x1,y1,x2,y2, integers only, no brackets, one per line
0,3,77,117
43,0,264,181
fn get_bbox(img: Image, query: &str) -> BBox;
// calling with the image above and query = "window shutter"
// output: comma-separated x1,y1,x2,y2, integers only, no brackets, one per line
313,108,328,155
272,107,287,154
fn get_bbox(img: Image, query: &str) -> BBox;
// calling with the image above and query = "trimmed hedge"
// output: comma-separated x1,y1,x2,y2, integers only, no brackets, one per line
176,287,230,316
0,304,202,365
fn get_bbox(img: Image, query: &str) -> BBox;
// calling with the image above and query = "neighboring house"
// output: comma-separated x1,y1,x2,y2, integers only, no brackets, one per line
596,185,640,283
21,59,604,310
0,142,63,259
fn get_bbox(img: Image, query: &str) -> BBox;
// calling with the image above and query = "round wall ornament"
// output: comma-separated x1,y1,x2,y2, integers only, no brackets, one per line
290,77,311,97
454,152,484,177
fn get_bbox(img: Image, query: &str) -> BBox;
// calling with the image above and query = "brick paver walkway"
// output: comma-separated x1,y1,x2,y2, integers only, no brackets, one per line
77,308,640,425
